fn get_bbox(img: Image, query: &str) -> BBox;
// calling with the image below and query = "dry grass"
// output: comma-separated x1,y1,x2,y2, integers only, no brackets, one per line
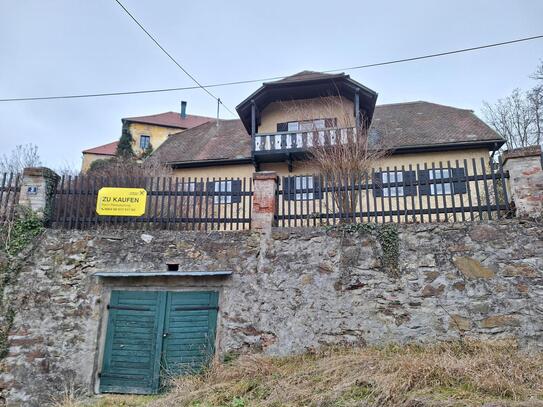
147,340,543,407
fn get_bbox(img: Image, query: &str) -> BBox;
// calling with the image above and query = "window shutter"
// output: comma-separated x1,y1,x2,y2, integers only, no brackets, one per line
452,168,467,194
206,181,215,195
283,176,297,201
231,180,242,203
312,176,323,199
324,118,336,128
372,172,383,197
417,170,430,195
402,171,417,196
277,122,288,132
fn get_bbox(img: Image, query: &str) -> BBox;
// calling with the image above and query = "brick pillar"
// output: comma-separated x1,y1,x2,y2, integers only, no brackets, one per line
251,171,278,232
18,167,60,223
503,145,543,219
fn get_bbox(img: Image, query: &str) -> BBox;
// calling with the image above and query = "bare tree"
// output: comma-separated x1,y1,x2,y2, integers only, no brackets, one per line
86,156,172,179
483,61,543,149
0,144,41,174
281,95,388,220
531,60,543,81
55,160,80,177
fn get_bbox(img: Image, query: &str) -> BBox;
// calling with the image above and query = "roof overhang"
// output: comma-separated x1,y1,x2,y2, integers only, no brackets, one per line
168,157,253,169
236,73,378,134
122,117,187,129
389,139,506,154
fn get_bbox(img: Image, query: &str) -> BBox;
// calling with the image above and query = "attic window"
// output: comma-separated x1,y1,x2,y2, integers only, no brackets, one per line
140,135,150,149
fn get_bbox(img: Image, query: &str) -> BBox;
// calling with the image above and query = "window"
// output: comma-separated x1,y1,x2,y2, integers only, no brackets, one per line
417,168,467,196
382,171,404,197
295,176,314,200
140,135,150,149
213,181,232,204
207,180,242,204
179,181,203,192
278,118,335,132
284,176,322,201
373,170,416,197
287,122,299,132
429,169,452,195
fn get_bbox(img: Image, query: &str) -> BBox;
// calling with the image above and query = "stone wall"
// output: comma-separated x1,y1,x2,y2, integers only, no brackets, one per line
1,220,542,405
503,145,543,219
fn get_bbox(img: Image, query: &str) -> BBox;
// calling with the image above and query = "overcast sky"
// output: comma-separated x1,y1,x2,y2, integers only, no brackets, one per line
1,0,542,170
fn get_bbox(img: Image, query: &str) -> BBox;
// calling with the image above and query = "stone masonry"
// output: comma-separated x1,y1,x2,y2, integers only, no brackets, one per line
503,145,543,219
0,220,542,405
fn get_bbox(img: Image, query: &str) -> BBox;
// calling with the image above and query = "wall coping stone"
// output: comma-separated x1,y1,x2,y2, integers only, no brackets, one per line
503,145,542,164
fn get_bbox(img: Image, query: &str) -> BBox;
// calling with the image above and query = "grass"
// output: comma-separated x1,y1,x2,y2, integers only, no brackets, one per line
67,340,543,407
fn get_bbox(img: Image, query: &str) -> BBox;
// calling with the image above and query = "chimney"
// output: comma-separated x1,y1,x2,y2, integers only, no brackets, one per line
180,101,187,119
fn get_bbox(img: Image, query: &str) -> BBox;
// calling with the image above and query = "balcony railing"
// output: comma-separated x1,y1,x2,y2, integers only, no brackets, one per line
253,127,356,153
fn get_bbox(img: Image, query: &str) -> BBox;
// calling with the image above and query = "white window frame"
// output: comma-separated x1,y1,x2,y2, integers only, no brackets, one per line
294,176,314,200
180,181,201,192
287,122,299,131
429,169,452,195
213,180,232,204
288,119,327,132
139,135,150,149
382,171,404,197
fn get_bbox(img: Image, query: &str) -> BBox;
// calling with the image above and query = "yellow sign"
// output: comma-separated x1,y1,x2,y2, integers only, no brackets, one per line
96,187,147,217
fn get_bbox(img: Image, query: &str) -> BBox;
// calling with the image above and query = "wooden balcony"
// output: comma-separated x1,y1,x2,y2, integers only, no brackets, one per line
252,127,357,161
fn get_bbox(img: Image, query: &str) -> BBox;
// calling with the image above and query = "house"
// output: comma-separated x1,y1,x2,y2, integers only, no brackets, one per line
150,71,504,204
81,141,119,172
81,102,214,172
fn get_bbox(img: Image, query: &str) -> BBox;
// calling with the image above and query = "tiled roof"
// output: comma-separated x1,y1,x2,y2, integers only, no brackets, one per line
263,70,346,85
123,111,214,129
150,120,252,164
371,101,503,148
82,141,118,155
152,101,503,165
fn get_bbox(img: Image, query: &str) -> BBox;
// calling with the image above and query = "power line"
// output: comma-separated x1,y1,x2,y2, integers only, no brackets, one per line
1,33,542,103
112,0,235,115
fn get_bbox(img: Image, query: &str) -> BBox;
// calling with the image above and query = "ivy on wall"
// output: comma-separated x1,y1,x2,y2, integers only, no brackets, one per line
43,169,60,226
0,207,44,359
327,222,400,276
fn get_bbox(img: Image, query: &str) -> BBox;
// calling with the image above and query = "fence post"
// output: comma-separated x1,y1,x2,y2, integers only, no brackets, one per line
18,167,60,224
251,171,278,232
503,145,543,219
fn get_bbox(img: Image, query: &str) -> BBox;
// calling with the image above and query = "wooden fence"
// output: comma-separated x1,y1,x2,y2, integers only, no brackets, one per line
277,158,512,227
0,173,21,226
51,176,253,230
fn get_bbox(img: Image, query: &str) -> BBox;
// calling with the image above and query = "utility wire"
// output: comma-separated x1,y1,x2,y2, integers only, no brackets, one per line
1,34,542,103
112,0,235,115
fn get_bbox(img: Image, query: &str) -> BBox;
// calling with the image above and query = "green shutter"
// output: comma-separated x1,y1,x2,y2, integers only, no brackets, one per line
99,291,166,394
162,291,219,377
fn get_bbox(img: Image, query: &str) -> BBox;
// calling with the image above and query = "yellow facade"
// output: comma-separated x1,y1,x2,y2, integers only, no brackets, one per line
128,122,183,156
258,97,355,133
81,153,114,173
169,148,496,229
86,94,499,228
172,164,255,180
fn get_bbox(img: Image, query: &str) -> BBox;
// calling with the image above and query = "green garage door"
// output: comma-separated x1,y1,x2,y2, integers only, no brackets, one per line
99,290,219,394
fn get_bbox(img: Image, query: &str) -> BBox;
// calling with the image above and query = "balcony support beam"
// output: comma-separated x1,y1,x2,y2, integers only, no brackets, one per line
287,154,293,173
251,99,256,137
355,88,361,128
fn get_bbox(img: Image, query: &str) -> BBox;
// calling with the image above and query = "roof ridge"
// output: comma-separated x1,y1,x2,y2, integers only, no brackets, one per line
82,140,118,154
123,111,215,120
376,100,473,111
